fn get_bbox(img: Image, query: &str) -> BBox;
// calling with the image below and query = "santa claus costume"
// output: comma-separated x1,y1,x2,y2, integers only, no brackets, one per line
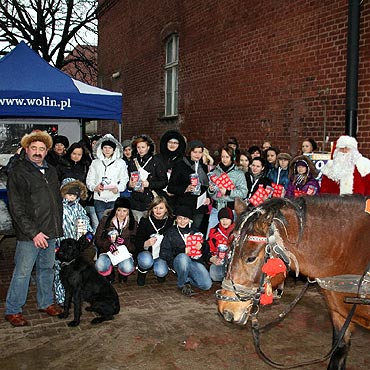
320,135,370,195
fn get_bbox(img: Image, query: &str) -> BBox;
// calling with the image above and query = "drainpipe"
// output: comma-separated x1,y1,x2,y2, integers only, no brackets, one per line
345,0,361,138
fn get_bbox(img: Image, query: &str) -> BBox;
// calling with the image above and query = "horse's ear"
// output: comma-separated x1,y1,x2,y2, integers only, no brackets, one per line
234,198,247,216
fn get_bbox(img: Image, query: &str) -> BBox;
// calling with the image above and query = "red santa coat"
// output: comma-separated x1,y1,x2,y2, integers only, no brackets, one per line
321,156,370,195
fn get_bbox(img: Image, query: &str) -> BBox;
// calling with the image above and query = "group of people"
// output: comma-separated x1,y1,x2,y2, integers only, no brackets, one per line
4,128,370,327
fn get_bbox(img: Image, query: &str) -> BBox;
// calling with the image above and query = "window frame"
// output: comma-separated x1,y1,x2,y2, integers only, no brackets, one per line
164,34,179,117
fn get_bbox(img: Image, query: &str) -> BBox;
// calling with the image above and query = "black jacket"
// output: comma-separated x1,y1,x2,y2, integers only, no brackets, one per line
159,225,210,269
127,153,168,211
167,157,209,215
7,158,63,241
135,215,175,256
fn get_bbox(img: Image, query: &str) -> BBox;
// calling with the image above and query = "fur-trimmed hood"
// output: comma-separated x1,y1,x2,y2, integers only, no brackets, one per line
93,134,123,160
60,178,88,201
159,130,186,159
288,155,318,179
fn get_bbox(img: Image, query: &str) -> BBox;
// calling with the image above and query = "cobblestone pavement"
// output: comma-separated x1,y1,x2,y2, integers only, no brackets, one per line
0,235,369,370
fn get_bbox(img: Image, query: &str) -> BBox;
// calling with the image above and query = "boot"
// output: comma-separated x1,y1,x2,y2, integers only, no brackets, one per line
118,274,128,283
157,276,166,283
106,268,116,284
137,271,147,286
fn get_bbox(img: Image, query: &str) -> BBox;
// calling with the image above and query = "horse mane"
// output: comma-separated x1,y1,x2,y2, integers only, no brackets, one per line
235,194,369,242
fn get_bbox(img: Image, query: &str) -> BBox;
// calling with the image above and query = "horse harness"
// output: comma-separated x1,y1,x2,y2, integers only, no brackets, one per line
216,207,367,369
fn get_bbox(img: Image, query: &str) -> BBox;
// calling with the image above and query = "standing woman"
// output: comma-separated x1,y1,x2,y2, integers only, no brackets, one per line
207,146,247,234
286,155,320,198
86,134,128,221
167,140,211,232
57,142,90,183
135,196,174,286
127,135,168,223
245,157,272,199
94,197,136,280
237,150,252,174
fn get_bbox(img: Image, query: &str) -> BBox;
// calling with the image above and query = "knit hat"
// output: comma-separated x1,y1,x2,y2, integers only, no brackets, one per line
218,207,234,221
336,135,358,150
53,135,70,149
175,205,193,220
60,178,88,200
66,186,80,197
101,139,117,150
295,160,308,168
277,153,292,161
121,139,132,149
20,130,53,150
187,140,204,151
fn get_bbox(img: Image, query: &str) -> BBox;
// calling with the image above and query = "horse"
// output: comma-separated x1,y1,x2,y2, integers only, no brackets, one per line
217,194,370,370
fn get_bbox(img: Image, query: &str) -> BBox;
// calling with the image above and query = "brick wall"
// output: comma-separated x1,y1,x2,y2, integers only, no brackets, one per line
97,0,370,156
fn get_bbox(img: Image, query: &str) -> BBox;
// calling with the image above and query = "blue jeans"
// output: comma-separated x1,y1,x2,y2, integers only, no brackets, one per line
6,239,56,315
95,253,135,276
210,263,226,282
173,253,212,290
137,251,168,277
94,200,115,222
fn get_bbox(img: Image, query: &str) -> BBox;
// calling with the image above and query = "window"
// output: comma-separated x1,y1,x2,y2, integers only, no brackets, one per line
165,34,179,117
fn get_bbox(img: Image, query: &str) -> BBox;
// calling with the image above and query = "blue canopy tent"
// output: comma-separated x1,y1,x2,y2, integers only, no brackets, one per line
0,41,122,122
0,42,123,228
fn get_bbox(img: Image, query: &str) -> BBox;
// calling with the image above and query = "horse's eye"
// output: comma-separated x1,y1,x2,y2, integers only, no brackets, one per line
246,256,256,263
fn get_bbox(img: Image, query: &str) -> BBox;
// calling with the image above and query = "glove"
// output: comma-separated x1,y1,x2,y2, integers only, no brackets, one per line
116,236,125,245
109,244,118,254
85,232,94,243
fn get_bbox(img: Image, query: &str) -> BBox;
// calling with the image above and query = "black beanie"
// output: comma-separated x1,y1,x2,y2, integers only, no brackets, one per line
218,207,234,221
101,140,117,150
176,205,193,220
53,135,69,148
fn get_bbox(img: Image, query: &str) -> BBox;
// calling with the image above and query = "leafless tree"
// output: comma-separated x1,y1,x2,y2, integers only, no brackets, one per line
0,0,98,83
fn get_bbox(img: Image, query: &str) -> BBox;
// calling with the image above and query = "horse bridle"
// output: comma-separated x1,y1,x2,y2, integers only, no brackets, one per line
216,219,291,313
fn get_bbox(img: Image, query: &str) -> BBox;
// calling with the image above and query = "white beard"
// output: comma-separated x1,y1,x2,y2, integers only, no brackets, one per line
331,152,356,182
327,149,362,194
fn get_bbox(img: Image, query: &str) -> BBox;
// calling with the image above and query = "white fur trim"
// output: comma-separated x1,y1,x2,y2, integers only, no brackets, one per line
336,135,358,150
339,173,353,195
355,156,370,177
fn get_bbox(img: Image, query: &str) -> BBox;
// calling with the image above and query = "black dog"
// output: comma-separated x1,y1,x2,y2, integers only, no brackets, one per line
56,236,120,326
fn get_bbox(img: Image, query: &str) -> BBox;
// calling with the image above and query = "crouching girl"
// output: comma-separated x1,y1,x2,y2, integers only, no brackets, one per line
94,197,136,281
159,206,212,296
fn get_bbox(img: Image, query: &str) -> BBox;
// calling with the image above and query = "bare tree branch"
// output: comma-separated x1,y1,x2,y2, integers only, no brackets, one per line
0,0,98,82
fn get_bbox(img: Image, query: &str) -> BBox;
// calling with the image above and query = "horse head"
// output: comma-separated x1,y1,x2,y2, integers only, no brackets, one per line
217,197,301,325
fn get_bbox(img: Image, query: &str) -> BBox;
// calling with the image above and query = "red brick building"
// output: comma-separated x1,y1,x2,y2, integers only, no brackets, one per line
97,0,370,156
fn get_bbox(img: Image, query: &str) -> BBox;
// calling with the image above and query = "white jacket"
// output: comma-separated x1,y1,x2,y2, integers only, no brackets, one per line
86,134,129,202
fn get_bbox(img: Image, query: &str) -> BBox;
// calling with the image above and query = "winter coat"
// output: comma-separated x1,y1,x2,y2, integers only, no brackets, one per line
135,215,175,255
57,157,90,183
159,225,210,269
94,214,137,254
155,130,187,174
245,173,272,198
207,223,234,256
286,175,320,198
86,135,129,203
167,157,209,215
267,167,290,190
208,163,248,210
45,150,64,167
60,198,93,240
127,153,168,211
7,158,63,240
